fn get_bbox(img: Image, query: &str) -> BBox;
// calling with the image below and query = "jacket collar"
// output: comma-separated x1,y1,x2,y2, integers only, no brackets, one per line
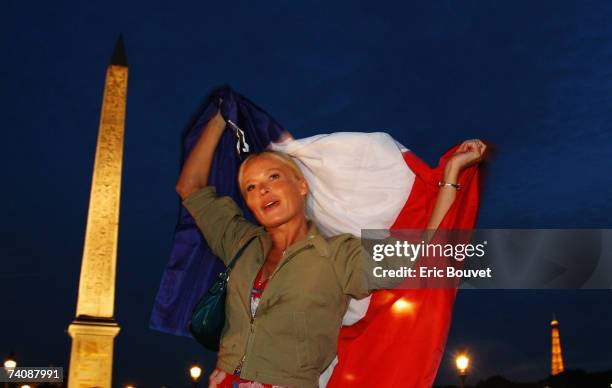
241,218,330,258
305,219,330,257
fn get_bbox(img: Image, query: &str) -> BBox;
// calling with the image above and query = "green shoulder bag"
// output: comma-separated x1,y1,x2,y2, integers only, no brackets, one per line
189,236,256,351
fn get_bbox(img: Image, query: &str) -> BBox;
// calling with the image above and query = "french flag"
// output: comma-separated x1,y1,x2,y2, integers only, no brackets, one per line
150,86,481,387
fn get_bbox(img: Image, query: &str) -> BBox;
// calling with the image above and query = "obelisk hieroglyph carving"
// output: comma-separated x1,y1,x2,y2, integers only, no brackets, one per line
67,35,127,388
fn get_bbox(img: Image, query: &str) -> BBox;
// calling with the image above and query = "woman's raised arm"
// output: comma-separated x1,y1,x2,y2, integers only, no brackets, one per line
175,107,226,200
425,139,486,230
175,104,259,264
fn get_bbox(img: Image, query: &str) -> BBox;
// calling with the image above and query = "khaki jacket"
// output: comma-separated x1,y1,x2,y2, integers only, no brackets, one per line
183,186,372,388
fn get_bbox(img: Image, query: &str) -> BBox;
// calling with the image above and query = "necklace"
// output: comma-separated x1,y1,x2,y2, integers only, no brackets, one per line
257,248,285,287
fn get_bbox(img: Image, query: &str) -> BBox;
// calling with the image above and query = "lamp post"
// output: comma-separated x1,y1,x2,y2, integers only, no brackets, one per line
3,352,17,388
455,353,470,388
189,363,202,388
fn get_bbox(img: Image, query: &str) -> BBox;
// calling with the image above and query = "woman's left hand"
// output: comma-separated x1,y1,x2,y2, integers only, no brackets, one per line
208,368,226,388
447,139,487,172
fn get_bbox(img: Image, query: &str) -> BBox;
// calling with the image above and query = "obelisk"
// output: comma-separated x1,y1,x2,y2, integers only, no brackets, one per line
67,35,127,388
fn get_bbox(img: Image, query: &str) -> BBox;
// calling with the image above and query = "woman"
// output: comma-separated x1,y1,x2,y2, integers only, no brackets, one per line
176,106,486,388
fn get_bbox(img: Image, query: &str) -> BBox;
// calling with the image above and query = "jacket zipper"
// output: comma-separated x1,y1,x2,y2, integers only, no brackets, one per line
234,241,314,375
229,232,263,376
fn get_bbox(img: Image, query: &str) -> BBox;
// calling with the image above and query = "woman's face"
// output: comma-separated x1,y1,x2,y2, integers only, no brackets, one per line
241,155,307,228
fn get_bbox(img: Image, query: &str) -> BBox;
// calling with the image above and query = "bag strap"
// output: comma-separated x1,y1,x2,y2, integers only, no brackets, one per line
224,235,258,275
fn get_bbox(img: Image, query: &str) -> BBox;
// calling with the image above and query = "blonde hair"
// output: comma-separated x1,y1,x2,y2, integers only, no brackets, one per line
237,151,304,195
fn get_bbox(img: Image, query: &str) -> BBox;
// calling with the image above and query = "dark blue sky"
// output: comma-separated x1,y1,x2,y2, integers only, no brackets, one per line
1,1,611,387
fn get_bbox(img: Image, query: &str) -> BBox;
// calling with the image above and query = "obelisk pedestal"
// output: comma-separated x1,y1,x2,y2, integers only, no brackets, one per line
67,318,120,388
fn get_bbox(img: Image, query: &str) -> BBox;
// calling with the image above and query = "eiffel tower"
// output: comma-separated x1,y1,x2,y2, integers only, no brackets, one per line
550,314,565,376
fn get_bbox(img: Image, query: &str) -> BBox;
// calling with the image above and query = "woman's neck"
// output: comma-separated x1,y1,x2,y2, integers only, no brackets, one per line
267,216,309,252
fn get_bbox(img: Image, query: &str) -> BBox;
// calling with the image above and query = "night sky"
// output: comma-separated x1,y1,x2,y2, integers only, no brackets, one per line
2,1,611,387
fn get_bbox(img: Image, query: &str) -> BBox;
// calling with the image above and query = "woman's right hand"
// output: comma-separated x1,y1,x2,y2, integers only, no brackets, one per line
211,106,226,128
208,368,227,388
212,96,227,126
175,98,228,200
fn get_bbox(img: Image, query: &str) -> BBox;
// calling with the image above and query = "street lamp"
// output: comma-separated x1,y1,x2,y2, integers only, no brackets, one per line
189,363,202,387
3,352,17,388
455,353,470,388
3,352,16,370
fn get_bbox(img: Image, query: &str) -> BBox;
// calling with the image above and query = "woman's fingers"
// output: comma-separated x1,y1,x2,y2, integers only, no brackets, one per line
208,368,227,388
462,139,487,158
473,139,486,159
478,141,487,160
450,139,488,170
208,369,218,388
